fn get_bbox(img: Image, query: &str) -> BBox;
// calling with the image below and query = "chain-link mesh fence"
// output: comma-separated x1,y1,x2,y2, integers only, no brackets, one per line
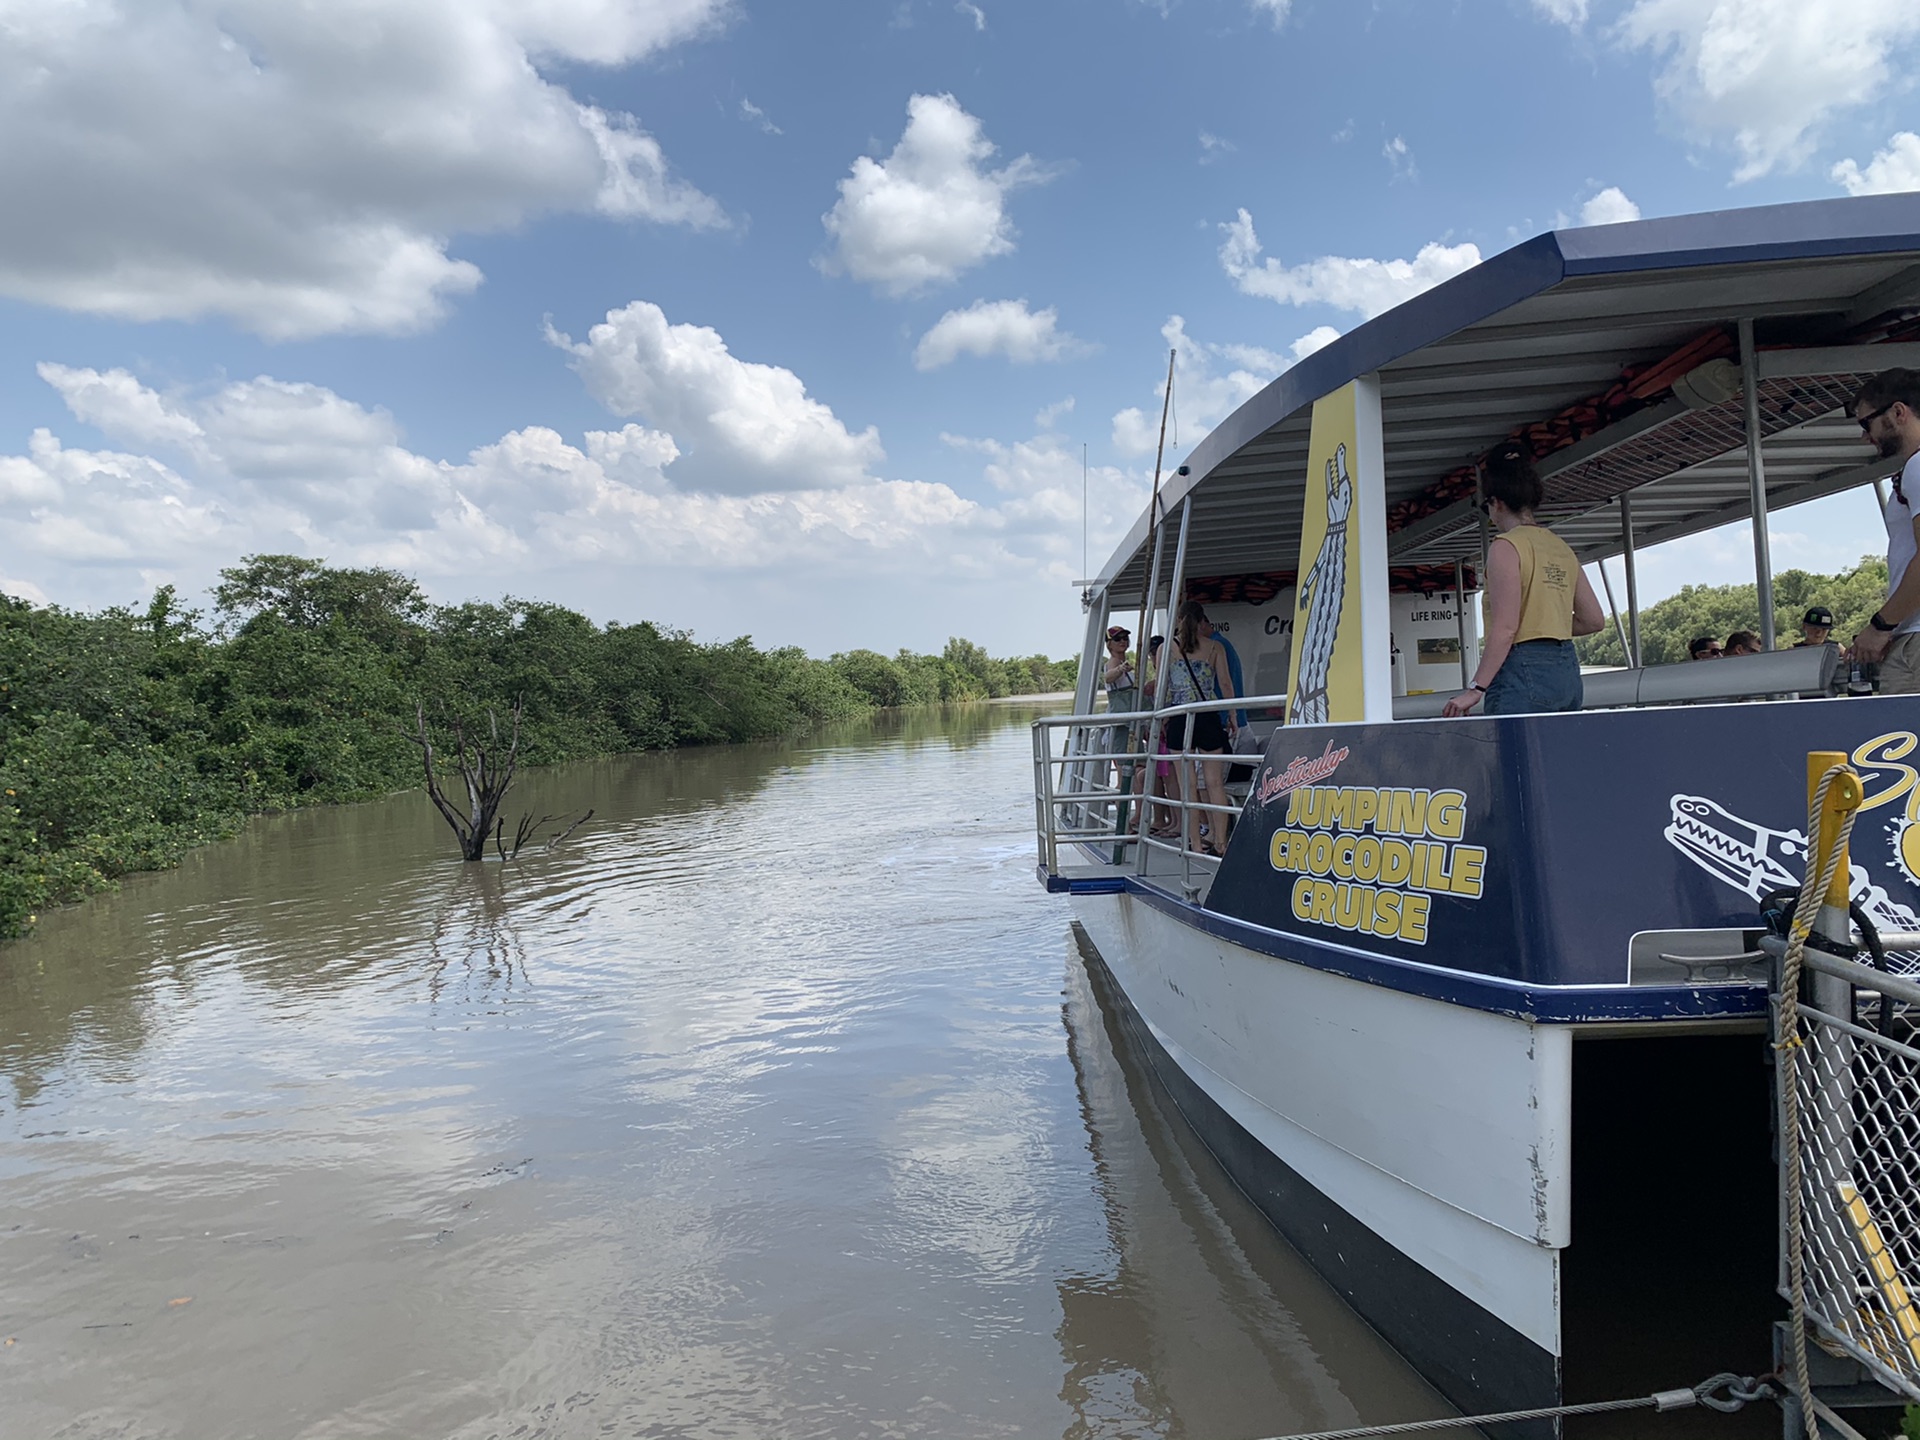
1779,949,1920,1402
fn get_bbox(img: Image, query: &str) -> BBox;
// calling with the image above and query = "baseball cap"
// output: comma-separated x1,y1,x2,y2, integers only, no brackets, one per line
1106,624,1130,641
1803,606,1834,627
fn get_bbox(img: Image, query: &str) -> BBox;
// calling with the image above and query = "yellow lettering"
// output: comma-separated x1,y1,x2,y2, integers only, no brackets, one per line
1309,880,1337,925
1387,788,1426,837
1410,841,1428,890
1326,788,1355,830
1372,889,1402,935
1401,892,1431,944
1427,790,1466,841
1451,846,1486,899
1854,731,1919,813
1352,836,1382,883
1270,830,1291,872
1332,835,1356,880
1286,790,1309,826
1335,884,1365,929
1380,839,1413,886
1424,842,1454,894
1308,831,1334,876
1292,876,1313,920
1351,789,1379,830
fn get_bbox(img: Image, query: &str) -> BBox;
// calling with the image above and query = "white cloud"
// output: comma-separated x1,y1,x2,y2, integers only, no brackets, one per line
739,98,782,135
1614,0,1920,181
956,1,987,29
1,358,1102,629
1249,0,1290,26
1109,316,1293,457
1033,397,1075,431
1578,185,1643,225
1218,209,1481,319
913,299,1088,370
820,93,1049,297
1290,326,1342,361
38,363,206,448
1199,132,1235,165
1532,0,1589,23
939,426,1146,579
1382,134,1416,181
0,0,728,339
549,301,885,494
4,366,1145,657
1834,133,1920,196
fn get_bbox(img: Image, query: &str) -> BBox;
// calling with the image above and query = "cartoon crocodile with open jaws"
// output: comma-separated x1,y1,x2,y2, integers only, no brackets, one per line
1665,793,1920,937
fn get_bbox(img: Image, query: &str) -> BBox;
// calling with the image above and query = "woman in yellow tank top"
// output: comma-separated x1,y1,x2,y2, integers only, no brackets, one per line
1442,444,1605,717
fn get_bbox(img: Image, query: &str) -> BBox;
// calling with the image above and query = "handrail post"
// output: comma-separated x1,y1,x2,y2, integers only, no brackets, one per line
1139,498,1193,874
1742,319,1778,650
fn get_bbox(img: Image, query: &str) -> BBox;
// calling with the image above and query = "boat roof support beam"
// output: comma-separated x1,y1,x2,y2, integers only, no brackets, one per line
1740,319,1778,650
1621,492,1642,667
1756,343,1920,379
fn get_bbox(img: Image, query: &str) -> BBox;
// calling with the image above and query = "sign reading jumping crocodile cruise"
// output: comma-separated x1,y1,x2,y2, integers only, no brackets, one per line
1206,699,1920,986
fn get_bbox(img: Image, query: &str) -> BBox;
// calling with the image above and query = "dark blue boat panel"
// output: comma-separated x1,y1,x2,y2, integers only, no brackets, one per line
1205,696,1920,991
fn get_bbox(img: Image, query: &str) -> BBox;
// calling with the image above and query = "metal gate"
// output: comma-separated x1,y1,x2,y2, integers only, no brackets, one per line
1775,943,1920,1404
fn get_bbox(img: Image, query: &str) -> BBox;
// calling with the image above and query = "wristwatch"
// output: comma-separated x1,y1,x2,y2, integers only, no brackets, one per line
1872,610,1899,632
1470,683,1488,693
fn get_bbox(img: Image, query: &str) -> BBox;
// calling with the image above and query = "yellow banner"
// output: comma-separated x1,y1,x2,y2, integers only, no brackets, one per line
1287,383,1366,725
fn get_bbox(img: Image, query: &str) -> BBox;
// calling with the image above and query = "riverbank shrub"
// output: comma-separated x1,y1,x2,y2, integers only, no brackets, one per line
1575,556,1890,666
0,557,1077,939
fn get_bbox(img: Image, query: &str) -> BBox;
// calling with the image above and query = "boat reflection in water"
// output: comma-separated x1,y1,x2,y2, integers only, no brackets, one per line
1057,926,1449,1439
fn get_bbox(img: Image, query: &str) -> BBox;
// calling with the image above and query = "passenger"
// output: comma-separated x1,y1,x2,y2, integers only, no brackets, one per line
1795,606,1834,648
1134,637,1179,838
1162,601,1239,857
1442,444,1605,716
1725,630,1764,657
1688,636,1722,660
1101,624,1140,787
1851,368,1920,693
1200,615,1249,728
1102,625,1138,717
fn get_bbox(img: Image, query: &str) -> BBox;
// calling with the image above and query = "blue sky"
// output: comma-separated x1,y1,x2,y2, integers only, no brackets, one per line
5,0,1920,656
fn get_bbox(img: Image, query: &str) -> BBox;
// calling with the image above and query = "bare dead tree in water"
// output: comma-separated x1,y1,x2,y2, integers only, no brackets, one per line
494,807,595,860
412,699,525,861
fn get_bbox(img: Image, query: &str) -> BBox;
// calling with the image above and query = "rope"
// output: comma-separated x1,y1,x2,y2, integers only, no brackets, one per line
1238,1372,1773,1440
1777,762,1860,1440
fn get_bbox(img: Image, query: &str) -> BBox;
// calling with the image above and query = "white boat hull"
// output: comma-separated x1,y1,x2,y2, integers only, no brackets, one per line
1072,889,1571,1424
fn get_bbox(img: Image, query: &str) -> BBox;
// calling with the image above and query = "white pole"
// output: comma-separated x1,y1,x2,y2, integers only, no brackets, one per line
1621,492,1642,667
1740,319,1777,650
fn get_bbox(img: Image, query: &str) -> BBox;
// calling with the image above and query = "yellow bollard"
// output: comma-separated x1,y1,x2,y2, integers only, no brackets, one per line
1806,750,1864,908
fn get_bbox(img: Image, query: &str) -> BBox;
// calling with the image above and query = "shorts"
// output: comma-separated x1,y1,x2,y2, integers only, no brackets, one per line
1879,631,1920,695
1484,639,1583,716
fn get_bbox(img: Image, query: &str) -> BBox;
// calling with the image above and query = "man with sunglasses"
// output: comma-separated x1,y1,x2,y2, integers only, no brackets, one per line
1851,369,1920,692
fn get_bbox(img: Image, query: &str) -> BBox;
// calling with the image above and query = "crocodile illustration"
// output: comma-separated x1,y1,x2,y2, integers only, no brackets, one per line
1290,442,1353,727
1665,793,1920,935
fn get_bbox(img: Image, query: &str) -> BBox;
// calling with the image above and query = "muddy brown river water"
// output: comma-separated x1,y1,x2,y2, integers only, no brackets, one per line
2,703,1448,1440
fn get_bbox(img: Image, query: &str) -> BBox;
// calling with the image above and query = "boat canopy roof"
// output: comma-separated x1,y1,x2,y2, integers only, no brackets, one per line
1099,192,1920,605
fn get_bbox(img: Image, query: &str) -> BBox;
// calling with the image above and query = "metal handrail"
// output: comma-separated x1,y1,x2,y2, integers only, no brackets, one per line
1033,693,1290,876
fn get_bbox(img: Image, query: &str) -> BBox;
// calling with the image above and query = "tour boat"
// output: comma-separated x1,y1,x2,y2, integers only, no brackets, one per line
1033,193,1920,1432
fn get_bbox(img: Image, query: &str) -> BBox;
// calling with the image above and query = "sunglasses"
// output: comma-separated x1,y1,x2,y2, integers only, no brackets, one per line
1859,401,1898,434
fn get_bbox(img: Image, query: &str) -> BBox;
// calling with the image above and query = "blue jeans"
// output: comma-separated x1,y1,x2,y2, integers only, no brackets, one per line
1484,640,1582,715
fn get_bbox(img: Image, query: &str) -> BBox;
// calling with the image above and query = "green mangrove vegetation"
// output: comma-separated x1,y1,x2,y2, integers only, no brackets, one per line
0,555,1076,939
1576,556,1889,666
